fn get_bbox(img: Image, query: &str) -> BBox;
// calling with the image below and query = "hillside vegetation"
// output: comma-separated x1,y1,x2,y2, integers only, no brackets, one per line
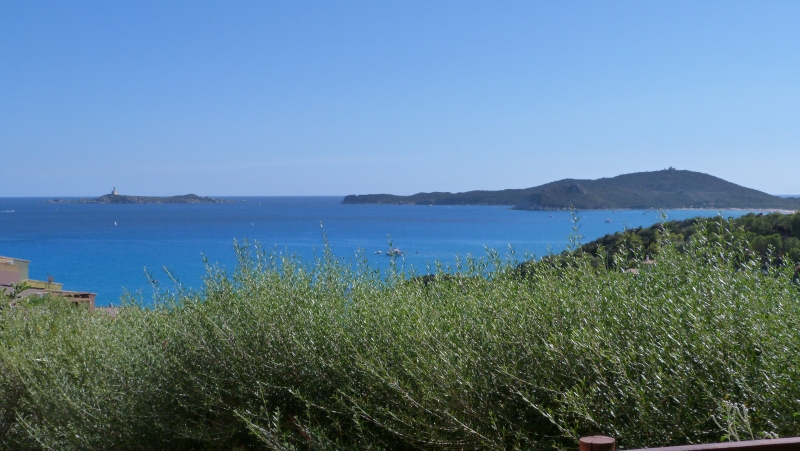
1,221,800,450
575,211,800,268
343,169,800,210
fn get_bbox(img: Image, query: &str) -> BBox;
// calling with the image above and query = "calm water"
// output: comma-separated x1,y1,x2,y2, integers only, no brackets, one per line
0,197,754,306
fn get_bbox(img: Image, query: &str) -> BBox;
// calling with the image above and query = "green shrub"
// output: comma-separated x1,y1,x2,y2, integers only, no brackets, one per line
0,225,798,450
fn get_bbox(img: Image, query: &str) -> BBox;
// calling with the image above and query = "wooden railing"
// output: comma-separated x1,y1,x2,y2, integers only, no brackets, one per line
579,436,800,451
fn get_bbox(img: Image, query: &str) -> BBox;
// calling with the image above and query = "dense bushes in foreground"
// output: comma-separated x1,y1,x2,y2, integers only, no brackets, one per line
1,222,800,450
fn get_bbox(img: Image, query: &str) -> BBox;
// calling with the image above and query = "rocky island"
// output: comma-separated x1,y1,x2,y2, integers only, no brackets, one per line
47,188,231,204
343,169,800,211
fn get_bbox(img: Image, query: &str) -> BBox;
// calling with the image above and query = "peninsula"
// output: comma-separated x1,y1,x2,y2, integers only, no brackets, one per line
343,169,800,211
47,188,230,204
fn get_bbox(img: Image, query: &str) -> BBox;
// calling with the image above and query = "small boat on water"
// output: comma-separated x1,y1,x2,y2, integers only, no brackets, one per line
374,251,382,255
385,248,404,257
605,219,612,223
0,210,14,213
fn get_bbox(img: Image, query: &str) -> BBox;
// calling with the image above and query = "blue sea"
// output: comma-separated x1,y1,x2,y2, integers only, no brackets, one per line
0,197,758,306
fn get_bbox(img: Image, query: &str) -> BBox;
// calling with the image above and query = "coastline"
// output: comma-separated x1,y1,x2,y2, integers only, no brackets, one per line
347,203,799,214
514,206,797,214
669,207,797,214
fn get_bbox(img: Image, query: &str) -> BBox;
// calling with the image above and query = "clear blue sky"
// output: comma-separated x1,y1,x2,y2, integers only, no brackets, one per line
1,1,798,196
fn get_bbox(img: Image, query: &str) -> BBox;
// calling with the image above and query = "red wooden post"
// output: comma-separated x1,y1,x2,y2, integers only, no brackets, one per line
580,436,616,451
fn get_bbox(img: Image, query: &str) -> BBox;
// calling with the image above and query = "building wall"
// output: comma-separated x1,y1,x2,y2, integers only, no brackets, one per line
0,257,29,285
0,270,17,285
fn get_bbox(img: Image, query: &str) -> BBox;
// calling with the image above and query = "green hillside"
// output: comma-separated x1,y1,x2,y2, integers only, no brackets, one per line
342,168,800,210
579,211,800,265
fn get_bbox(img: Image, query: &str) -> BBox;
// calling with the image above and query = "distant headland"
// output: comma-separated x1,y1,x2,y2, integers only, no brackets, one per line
47,188,231,204
343,169,800,211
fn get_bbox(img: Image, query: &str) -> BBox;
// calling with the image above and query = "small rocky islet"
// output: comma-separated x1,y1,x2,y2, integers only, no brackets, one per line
47,188,231,204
